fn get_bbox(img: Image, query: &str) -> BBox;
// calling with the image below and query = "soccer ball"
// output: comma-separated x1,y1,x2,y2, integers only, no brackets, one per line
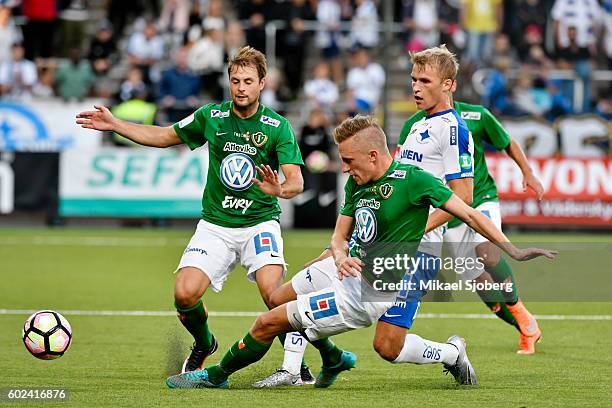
22,310,72,360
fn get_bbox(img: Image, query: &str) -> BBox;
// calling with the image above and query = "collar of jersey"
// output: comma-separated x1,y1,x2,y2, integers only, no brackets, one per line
229,101,264,121
425,108,453,119
363,160,399,187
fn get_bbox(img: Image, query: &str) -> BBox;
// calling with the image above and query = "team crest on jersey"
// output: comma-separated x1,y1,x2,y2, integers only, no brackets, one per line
378,183,394,199
260,115,280,127
459,153,473,170
461,111,481,120
355,207,377,245
251,131,268,147
220,153,255,191
210,109,230,118
418,129,430,144
389,170,406,179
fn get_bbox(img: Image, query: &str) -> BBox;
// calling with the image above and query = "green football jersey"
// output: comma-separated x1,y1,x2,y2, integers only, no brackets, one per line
173,101,303,228
398,101,510,229
340,161,453,286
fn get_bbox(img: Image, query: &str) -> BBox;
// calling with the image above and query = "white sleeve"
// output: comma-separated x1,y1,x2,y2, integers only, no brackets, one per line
440,120,474,182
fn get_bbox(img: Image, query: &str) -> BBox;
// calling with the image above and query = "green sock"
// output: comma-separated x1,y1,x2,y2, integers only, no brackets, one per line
493,303,520,331
476,290,519,330
487,258,519,303
309,337,343,367
175,300,213,350
206,333,272,384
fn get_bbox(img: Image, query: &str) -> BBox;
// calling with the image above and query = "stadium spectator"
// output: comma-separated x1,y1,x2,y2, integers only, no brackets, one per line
225,20,246,59
551,0,601,55
187,21,225,101
87,20,117,77
158,0,190,46
346,46,385,115
158,47,201,124
315,0,343,83
119,67,148,102
303,61,339,115
20,0,58,62
32,65,55,98
594,92,612,120
57,0,90,55
555,25,593,112
0,42,37,98
261,66,286,115
202,0,226,32
482,57,514,116
299,107,334,174
126,20,165,85
513,74,552,117
402,0,440,52
603,0,612,72
546,79,573,120
281,0,314,99
512,0,549,62
460,0,503,67
0,1,21,63
111,89,157,147
491,33,519,69
54,47,94,101
350,0,379,49
239,0,270,53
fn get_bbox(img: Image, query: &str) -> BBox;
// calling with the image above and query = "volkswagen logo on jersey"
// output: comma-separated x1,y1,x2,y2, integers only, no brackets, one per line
355,207,377,245
220,153,256,191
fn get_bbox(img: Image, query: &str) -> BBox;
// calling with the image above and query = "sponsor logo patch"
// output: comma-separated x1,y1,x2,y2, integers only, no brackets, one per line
461,111,481,120
450,126,457,145
309,292,339,320
260,115,280,127
389,169,406,179
210,109,230,118
355,207,377,244
220,153,255,191
254,232,279,255
178,113,194,128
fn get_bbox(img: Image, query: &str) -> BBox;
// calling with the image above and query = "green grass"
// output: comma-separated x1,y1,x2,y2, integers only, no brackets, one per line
1,228,611,407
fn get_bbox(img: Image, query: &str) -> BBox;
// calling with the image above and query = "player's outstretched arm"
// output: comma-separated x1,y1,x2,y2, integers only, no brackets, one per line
425,177,473,233
505,139,544,200
76,105,182,148
441,194,558,261
331,214,362,279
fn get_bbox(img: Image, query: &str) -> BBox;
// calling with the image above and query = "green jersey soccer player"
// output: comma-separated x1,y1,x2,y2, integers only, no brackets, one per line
77,46,308,374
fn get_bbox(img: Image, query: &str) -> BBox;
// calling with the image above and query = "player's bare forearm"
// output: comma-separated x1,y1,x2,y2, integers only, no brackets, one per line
441,194,557,261
505,139,544,200
331,215,362,278
113,121,181,148
425,177,473,233
279,164,303,199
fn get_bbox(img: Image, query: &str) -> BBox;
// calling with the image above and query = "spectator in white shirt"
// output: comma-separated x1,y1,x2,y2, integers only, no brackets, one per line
0,43,38,99
350,0,379,48
127,20,165,84
551,0,602,53
346,46,385,115
304,61,339,114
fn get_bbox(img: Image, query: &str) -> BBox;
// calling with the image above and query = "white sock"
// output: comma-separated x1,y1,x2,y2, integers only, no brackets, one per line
392,333,458,365
281,332,308,375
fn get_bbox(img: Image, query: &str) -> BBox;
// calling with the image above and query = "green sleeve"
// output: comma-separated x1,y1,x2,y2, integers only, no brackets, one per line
398,111,425,146
339,178,357,217
482,108,511,151
172,104,211,150
410,168,453,208
276,121,304,165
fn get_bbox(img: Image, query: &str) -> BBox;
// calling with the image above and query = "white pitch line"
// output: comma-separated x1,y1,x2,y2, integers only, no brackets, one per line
0,309,610,321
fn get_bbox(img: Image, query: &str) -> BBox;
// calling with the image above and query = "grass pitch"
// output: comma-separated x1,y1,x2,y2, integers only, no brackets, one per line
1,228,611,407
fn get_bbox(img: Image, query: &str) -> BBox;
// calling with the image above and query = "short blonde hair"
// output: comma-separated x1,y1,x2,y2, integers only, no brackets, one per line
333,115,388,153
228,46,267,80
410,45,459,81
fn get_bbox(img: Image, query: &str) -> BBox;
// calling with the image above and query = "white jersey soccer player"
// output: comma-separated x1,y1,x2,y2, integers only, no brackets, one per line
395,108,474,256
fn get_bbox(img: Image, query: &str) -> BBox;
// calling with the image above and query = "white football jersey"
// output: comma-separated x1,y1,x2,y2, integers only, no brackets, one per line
396,109,474,254
396,109,474,184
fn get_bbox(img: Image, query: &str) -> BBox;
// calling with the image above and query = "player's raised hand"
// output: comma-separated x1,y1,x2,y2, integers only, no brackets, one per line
253,164,282,197
335,256,363,280
523,172,544,201
76,105,116,132
511,247,558,261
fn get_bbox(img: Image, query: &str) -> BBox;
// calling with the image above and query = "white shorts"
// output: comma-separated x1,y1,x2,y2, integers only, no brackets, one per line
177,219,286,292
288,257,394,341
444,201,502,281
418,224,445,257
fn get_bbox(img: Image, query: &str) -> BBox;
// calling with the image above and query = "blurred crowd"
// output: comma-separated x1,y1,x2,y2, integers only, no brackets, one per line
0,0,611,145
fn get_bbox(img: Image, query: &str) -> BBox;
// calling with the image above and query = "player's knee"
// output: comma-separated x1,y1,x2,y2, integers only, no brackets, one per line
373,337,401,362
174,282,201,308
251,313,277,341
